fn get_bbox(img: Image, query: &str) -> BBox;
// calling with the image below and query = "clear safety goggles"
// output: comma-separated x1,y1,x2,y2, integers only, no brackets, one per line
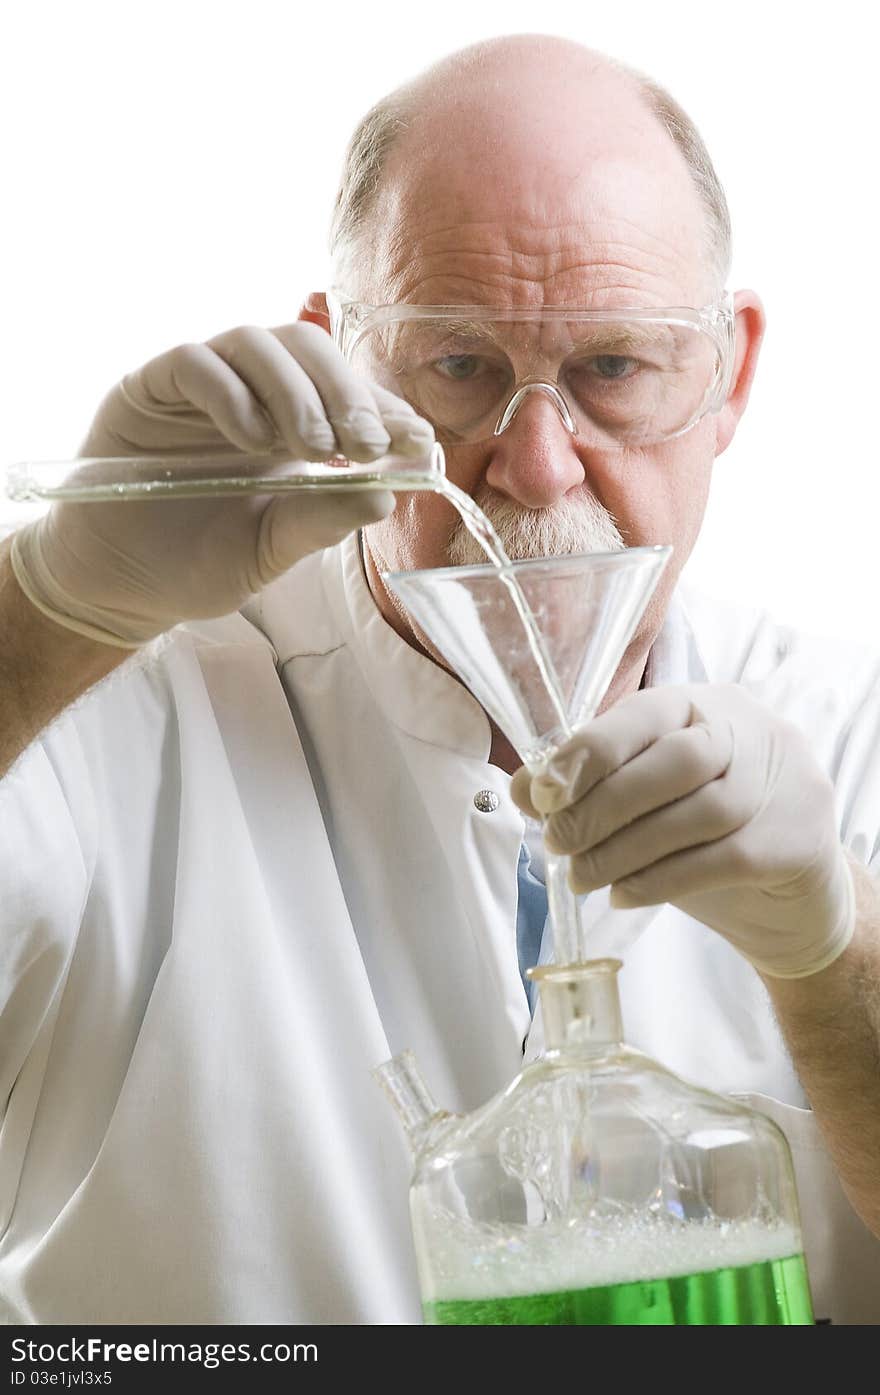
328,290,735,450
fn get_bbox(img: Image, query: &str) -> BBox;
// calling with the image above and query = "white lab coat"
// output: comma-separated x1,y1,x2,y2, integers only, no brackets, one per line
1,533,879,1325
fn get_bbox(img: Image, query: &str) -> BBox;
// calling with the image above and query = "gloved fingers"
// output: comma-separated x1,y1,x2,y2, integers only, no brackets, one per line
544,718,734,855
207,325,354,459
604,815,781,907
367,382,437,456
606,844,733,910
139,343,279,452
531,687,704,815
567,772,754,895
255,489,396,581
271,324,433,461
509,765,539,818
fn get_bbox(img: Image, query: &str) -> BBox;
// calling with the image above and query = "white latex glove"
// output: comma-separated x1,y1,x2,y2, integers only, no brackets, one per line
11,322,434,647
510,684,856,980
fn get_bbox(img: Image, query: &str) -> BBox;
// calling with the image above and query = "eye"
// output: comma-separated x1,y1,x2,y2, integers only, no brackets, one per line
434,354,484,380
592,355,638,380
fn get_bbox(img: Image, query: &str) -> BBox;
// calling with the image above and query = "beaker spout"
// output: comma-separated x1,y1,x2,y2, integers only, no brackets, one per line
372,1049,452,1156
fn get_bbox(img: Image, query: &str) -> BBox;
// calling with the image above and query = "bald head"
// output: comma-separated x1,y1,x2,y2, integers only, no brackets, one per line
331,35,730,300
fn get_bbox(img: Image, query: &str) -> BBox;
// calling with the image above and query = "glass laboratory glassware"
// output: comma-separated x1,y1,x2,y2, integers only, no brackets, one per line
379,550,813,1324
3,442,446,503
384,547,671,965
375,962,813,1325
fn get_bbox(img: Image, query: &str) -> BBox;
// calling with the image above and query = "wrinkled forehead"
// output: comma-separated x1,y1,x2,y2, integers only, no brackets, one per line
366,97,714,307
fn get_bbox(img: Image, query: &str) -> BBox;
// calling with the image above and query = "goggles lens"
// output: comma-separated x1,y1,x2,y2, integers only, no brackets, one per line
342,310,729,447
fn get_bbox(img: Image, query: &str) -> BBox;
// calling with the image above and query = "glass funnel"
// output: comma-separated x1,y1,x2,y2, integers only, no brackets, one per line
376,960,813,1325
383,546,670,965
3,442,446,503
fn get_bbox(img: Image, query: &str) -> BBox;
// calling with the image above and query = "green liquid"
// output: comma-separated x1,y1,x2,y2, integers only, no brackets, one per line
423,1253,813,1325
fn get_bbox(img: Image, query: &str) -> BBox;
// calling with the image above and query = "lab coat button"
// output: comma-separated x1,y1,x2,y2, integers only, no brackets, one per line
473,789,500,813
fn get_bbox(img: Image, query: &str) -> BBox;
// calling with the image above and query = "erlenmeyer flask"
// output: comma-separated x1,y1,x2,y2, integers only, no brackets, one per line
376,959,813,1325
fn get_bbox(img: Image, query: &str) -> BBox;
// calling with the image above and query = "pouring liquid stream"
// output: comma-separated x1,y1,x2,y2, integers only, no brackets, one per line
428,477,582,963
432,478,572,745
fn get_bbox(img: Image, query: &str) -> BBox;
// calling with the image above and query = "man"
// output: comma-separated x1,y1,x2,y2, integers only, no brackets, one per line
1,35,879,1325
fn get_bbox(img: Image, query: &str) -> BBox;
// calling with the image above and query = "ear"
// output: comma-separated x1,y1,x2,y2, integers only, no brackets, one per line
298,291,331,333
714,290,766,457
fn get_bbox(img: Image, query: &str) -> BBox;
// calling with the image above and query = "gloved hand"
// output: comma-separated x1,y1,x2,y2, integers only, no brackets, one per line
510,683,856,980
10,322,435,647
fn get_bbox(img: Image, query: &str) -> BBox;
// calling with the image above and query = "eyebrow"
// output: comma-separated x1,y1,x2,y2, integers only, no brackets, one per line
385,321,508,357
400,320,675,352
565,324,675,353
420,319,502,342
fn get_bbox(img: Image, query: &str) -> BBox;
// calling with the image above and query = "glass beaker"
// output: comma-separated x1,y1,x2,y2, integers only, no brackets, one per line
376,959,813,1325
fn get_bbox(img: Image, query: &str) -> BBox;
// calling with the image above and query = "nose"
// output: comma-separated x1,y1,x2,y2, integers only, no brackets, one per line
484,385,585,509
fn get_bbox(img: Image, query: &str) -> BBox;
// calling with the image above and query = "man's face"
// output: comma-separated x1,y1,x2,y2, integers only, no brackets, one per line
348,60,758,666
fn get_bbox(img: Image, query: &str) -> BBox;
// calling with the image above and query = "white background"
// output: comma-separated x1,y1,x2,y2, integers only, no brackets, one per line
2,0,878,643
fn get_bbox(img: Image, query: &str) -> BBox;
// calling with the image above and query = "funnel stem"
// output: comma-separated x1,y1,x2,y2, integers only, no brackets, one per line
545,849,584,965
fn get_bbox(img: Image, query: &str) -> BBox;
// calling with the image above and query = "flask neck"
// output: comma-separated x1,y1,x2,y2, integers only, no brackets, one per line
530,958,624,1052
372,1050,451,1156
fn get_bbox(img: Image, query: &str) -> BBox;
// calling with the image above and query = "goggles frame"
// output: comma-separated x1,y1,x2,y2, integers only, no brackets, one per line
326,289,736,445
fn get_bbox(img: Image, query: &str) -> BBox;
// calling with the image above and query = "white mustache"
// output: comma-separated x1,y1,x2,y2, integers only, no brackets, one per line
446,488,625,565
